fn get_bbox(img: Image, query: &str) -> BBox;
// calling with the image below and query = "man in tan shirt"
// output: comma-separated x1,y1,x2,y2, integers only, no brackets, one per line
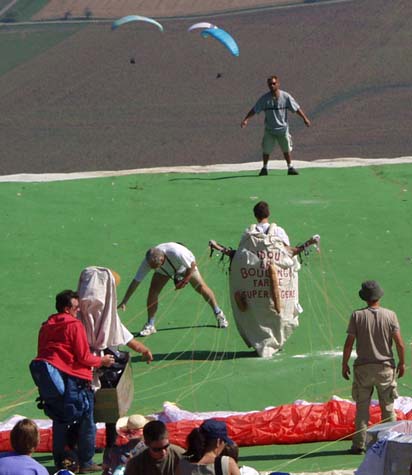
342,280,405,454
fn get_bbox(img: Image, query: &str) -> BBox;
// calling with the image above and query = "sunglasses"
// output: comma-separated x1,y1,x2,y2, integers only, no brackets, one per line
150,443,170,452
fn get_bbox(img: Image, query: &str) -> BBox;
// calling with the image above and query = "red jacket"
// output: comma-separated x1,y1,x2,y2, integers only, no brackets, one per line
35,312,102,381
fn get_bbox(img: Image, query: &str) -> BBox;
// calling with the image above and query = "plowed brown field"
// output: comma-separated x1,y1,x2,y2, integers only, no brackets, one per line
1,0,412,174
33,0,300,20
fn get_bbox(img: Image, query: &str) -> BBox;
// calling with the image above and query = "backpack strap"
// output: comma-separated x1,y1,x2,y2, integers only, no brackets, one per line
160,255,178,280
214,456,223,475
267,223,278,235
248,222,277,235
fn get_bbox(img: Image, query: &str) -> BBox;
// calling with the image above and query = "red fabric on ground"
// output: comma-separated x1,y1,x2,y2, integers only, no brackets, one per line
166,401,410,447
1,401,411,452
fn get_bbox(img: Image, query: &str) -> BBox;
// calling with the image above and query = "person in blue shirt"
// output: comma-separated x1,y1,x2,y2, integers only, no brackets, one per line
0,418,48,475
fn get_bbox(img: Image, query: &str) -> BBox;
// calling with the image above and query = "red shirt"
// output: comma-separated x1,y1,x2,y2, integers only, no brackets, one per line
35,312,102,381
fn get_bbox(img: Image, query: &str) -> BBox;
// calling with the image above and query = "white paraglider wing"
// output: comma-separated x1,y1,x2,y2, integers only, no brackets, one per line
187,22,217,32
111,15,164,32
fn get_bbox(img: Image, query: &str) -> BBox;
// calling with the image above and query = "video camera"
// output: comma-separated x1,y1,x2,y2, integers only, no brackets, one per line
98,348,129,389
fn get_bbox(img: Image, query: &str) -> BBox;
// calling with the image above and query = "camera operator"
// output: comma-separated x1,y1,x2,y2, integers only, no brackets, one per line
31,290,115,473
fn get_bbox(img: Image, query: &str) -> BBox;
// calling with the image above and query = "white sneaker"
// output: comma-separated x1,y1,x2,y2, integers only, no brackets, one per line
139,323,157,337
216,311,229,328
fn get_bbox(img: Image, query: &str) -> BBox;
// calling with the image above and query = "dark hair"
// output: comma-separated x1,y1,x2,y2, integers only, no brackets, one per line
10,419,40,455
267,75,278,84
184,427,219,463
55,290,78,313
221,443,239,462
253,201,270,220
59,452,79,472
143,421,168,443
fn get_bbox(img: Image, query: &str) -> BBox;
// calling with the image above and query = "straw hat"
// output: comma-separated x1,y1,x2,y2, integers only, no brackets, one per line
110,269,121,287
116,414,153,435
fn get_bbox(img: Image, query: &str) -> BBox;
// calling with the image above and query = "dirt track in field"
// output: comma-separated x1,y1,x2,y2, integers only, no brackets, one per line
33,0,305,20
0,0,411,174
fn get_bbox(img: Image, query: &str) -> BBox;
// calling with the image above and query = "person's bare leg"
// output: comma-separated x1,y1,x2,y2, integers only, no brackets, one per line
139,273,169,336
190,277,218,310
259,153,270,176
190,273,228,328
147,273,169,320
284,151,299,175
283,151,291,166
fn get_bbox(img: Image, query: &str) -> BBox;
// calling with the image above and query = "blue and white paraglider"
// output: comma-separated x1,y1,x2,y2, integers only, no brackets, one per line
200,27,239,57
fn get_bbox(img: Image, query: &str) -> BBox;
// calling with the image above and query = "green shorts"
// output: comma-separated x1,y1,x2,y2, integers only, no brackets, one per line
262,129,293,154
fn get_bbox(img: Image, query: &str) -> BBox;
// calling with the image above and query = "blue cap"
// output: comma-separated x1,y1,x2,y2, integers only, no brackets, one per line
200,419,234,445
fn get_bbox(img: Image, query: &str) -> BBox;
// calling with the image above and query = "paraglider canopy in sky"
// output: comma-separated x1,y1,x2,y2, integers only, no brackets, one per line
187,22,217,32
200,27,239,57
111,15,164,32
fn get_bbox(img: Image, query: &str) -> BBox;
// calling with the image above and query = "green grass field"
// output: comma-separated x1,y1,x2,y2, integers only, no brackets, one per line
0,0,48,22
0,22,85,76
1,164,412,473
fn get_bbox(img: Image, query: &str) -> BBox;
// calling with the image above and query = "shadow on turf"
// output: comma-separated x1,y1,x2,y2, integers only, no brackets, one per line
132,349,257,362
34,455,53,462
131,324,217,339
239,449,349,462
168,174,265,182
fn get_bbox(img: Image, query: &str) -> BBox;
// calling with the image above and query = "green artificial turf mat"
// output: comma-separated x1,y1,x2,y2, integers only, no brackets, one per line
1,164,412,473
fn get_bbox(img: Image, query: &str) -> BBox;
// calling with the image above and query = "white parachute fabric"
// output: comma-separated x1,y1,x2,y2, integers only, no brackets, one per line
229,224,301,357
77,267,131,351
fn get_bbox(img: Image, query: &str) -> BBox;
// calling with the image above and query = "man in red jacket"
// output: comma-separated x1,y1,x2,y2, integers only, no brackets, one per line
31,290,115,473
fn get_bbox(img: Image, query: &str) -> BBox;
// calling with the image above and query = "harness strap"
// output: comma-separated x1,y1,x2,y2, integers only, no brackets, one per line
214,456,223,475
160,255,178,280
268,222,278,235
248,222,278,235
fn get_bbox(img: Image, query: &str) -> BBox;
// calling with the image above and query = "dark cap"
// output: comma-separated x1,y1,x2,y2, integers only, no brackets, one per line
200,419,234,445
359,280,384,302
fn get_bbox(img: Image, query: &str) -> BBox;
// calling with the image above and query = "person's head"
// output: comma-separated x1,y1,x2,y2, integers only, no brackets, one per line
221,442,239,462
55,290,79,317
253,201,270,221
358,280,384,304
143,421,170,460
116,414,152,440
10,419,40,455
267,75,280,92
146,248,166,269
56,452,79,473
185,419,234,462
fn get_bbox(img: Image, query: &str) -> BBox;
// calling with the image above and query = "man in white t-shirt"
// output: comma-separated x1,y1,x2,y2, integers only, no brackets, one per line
118,242,228,336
